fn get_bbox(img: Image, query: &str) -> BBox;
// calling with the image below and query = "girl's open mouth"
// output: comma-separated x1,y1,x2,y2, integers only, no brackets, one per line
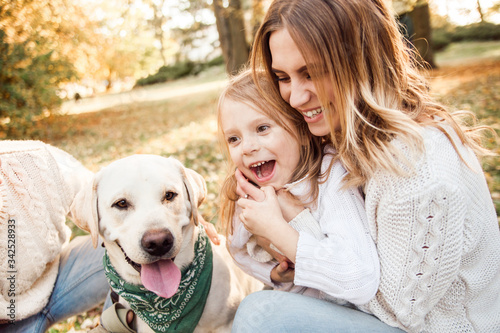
250,160,276,182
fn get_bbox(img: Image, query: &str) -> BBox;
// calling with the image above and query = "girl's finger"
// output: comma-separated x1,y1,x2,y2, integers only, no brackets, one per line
235,169,265,201
261,186,277,198
236,182,245,198
239,212,249,229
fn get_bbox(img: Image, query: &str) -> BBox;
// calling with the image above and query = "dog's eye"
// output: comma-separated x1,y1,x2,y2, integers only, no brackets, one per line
164,191,177,202
113,199,129,209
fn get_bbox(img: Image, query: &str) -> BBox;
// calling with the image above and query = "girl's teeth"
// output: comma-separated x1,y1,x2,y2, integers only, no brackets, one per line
251,161,266,168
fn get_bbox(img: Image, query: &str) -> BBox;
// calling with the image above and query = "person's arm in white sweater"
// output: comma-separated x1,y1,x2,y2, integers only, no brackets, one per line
367,180,466,332
293,161,379,305
363,130,478,332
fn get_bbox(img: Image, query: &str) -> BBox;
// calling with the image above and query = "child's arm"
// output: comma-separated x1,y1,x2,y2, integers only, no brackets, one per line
228,216,295,287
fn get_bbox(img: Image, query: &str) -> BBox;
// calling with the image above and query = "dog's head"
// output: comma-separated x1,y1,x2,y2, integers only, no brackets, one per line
70,154,207,297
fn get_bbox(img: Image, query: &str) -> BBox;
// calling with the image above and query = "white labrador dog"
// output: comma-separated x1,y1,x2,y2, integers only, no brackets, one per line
71,155,262,332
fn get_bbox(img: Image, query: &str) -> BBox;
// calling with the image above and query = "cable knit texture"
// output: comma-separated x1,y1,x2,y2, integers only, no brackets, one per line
361,126,500,332
0,140,92,321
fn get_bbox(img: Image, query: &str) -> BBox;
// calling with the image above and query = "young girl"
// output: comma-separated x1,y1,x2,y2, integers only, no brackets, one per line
217,69,381,306
232,0,500,332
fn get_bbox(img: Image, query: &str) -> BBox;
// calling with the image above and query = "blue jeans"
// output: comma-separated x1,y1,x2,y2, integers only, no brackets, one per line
1,235,109,333
232,290,405,333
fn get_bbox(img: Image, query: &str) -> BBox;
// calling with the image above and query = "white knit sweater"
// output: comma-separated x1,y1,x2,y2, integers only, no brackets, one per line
360,126,500,332
0,141,92,321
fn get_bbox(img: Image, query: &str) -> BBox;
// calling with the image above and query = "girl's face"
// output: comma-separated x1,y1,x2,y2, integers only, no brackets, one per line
220,99,301,190
269,28,339,136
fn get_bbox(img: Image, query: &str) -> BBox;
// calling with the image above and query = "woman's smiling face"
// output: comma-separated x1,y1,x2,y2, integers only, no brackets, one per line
220,98,301,190
269,28,339,136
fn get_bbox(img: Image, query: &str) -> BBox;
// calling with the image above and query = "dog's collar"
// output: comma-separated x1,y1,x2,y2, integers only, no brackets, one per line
103,226,213,333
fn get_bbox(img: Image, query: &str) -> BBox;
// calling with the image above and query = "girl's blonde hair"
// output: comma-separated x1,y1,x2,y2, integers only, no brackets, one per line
251,0,492,188
217,69,325,237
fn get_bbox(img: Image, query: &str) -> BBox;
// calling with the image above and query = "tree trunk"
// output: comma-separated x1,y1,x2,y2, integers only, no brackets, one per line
213,0,249,75
477,0,485,23
408,2,437,68
151,0,168,67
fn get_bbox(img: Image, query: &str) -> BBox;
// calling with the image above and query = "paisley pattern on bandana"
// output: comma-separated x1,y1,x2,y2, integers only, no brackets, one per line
103,227,213,333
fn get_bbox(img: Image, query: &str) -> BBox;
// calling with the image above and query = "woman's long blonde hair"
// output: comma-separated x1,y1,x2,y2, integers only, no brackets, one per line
251,0,492,188
217,69,325,237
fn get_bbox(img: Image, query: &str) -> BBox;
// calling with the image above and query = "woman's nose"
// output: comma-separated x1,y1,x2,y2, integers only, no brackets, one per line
288,80,311,109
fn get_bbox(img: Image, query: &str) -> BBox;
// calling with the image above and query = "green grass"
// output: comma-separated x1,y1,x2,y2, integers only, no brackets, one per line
435,40,500,66
25,41,500,332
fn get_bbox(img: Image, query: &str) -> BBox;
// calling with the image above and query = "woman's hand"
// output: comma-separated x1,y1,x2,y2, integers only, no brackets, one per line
198,214,220,246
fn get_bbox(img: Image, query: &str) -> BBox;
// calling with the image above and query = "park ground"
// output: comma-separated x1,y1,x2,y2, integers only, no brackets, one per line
32,40,499,332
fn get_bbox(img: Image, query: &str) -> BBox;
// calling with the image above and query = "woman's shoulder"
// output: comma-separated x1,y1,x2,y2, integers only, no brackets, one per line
367,124,479,199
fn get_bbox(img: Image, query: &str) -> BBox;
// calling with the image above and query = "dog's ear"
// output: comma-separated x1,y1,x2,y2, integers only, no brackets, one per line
181,166,207,226
69,174,100,248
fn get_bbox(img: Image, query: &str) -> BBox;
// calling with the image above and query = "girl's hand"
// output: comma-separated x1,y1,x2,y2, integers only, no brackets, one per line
255,236,289,263
237,186,285,239
235,169,300,263
235,169,303,221
255,234,296,284
270,260,295,283
235,169,265,202
276,189,304,222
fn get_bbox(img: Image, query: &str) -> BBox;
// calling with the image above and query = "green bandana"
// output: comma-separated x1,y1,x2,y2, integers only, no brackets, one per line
103,228,213,333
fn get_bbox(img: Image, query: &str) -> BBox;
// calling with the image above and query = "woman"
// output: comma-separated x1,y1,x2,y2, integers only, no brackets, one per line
232,0,500,331
0,141,109,333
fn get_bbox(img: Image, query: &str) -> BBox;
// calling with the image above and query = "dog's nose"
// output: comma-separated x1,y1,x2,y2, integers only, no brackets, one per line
141,229,174,257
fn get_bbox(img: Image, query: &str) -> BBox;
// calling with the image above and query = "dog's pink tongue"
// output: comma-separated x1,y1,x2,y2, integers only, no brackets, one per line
141,259,181,298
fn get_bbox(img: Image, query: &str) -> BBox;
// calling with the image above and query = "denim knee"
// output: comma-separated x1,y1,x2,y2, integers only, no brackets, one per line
232,290,286,332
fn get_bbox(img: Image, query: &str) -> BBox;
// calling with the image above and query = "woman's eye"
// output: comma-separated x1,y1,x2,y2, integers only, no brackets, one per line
257,125,270,133
113,199,129,209
275,76,290,83
164,191,177,202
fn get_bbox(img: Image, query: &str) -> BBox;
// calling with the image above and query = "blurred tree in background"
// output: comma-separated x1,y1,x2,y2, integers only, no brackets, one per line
391,0,436,67
213,0,249,75
0,0,92,137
